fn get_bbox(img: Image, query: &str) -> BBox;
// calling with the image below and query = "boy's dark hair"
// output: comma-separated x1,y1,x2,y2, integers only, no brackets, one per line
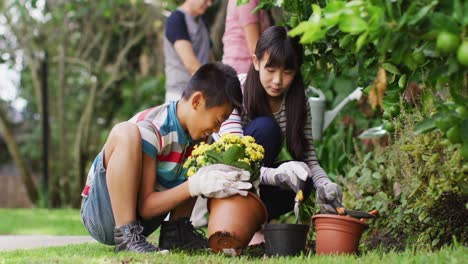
182,62,243,114
244,26,307,161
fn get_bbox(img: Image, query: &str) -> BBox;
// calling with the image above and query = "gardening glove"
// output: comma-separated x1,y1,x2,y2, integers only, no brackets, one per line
316,182,342,214
188,164,252,198
260,161,311,193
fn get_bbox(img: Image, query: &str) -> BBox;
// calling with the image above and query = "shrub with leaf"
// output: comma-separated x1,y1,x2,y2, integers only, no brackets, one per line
342,98,467,250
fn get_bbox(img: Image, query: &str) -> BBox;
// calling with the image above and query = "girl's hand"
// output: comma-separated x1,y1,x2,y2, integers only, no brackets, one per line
316,182,342,214
260,161,311,192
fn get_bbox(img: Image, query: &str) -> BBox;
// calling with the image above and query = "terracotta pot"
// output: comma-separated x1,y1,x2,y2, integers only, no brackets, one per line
207,192,268,255
312,214,368,255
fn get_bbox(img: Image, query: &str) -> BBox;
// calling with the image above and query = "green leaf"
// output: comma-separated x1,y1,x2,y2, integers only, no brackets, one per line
398,74,407,88
348,166,360,178
339,34,354,48
230,161,251,172
414,117,437,135
464,0,468,26
432,238,440,247
372,171,382,180
355,32,368,52
431,13,461,34
408,1,438,25
453,0,463,24
339,15,368,34
289,21,317,37
323,1,345,26
460,120,468,143
324,1,346,13
223,145,245,165
310,4,322,24
301,29,326,44
382,62,401,75
205,149,223,164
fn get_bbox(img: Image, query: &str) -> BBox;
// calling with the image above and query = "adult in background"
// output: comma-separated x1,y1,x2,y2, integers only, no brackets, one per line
164,0,213,102
222,0,272,74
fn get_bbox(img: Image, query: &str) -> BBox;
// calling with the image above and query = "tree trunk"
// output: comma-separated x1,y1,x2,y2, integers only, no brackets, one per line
54,36,70,206
209,0,228,61
0,109,39,204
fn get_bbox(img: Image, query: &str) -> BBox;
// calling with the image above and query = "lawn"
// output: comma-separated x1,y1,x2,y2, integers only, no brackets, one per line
1,208,466,264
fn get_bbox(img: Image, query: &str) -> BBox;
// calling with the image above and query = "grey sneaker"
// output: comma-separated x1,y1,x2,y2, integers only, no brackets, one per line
114,221,168,254
159,217,208,250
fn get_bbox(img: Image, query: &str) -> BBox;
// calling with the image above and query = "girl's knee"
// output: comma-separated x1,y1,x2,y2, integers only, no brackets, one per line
245,117,281,140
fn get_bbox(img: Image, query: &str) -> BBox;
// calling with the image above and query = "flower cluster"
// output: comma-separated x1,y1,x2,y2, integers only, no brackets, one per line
183,134,264,182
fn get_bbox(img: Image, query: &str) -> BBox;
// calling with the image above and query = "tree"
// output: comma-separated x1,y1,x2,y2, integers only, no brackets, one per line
0,0,167,207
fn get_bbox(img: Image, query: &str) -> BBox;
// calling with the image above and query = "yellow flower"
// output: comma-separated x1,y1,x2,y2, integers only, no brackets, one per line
241,136,255,144
184,133,264,182
187,167,196,177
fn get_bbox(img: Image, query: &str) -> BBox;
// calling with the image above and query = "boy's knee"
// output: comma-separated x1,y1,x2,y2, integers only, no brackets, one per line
109,122,141,146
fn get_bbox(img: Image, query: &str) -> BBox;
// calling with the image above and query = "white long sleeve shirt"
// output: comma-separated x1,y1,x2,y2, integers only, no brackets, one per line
213,74,331,188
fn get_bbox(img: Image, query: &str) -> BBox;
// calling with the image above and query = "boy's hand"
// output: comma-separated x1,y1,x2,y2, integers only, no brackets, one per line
188,164,252,198
260,161,311,192
316,182,342,214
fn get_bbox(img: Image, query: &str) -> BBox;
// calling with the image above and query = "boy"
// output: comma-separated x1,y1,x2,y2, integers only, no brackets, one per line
80,63,250,253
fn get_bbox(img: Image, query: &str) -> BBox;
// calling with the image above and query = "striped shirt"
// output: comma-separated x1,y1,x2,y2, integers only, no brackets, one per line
214,74,331,188
82,101,193,197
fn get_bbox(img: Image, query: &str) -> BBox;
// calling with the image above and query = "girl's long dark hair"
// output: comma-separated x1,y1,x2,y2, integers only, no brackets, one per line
244,26,307,161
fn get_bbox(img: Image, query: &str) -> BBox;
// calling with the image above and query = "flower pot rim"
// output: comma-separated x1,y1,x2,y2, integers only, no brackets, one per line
312,214,368,226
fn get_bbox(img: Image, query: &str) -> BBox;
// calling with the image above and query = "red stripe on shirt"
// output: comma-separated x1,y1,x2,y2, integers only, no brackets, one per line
159,151,182,162
137,107,156,122
148,122,163,150
82,185,90,196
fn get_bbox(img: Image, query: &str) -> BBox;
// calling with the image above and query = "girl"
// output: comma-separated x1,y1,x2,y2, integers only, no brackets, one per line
215,26,342,238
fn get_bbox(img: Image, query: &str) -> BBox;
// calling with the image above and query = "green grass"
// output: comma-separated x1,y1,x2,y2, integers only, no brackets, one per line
0,208,467,263
0,208,88,235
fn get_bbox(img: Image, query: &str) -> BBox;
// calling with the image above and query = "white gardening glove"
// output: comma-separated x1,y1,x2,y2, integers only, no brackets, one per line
260,161,311,193
316,182,342,214
188,164,252,198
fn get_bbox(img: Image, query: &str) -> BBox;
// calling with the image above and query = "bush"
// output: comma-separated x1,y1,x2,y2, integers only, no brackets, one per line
341,96,467,250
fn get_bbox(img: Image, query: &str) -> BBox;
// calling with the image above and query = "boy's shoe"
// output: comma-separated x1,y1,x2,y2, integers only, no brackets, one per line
159,217,208,250
114,221,168,254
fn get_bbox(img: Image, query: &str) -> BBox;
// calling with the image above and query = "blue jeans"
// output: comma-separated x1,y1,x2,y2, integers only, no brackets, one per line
80,151,168,245
244,117,314,221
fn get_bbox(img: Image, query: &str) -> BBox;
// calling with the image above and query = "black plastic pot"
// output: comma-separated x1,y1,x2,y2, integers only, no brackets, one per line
264,223,310,256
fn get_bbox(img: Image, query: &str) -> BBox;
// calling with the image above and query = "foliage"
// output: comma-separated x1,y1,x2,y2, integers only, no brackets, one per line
0,0,168,207
183,134,264,182
342,99,467,250
254,0,468,249
276,0,467,144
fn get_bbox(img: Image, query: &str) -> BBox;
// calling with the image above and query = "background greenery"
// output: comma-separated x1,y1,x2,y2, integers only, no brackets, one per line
266,0,467,251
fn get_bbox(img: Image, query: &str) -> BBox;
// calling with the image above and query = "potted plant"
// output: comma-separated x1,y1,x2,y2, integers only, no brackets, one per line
312,214,368,255
183,134,268,255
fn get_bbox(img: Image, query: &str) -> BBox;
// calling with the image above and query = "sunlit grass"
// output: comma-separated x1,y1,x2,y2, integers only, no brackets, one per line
1,243,467,264
0,208,466,263
0,208,87,235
